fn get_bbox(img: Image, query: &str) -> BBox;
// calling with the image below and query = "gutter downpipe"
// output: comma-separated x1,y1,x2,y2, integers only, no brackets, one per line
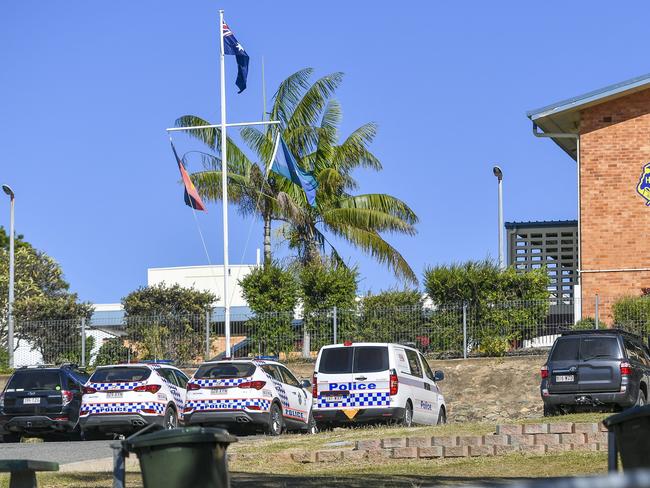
532,123,581,322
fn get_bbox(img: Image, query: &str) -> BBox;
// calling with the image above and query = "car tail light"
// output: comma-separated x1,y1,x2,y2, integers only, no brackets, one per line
238,381,266,390
187,382,201,391
53,416,69,421
389,369,398,396
61,390,74,405
312,373,318,399
141,408,157,414
183,407,193,413
82,386,97,395
540,365,549,379
621,362,632,376
247,405,261,410
134,384,161,394
344,341,353,346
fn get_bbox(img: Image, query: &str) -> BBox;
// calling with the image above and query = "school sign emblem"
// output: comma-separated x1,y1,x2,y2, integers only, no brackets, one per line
637,162,650,206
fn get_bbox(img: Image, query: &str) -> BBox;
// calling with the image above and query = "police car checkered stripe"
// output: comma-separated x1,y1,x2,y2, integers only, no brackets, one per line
185,398,271,411
317,392,390,408
89,382,144,391
80,401,166,415
194,377,250,387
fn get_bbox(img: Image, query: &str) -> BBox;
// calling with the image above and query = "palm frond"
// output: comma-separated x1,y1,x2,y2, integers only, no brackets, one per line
333,123,382,172
336,194,419,225
269,68,314,125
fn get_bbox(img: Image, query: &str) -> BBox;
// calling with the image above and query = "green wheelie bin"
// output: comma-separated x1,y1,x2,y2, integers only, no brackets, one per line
123,427,237,488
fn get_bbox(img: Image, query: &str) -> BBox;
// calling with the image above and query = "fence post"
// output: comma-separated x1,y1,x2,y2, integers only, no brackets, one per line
205,310,210,359
595,295,600,329
462,302,467,360
302,323,311,359
80,317,86,367
333,306,338,344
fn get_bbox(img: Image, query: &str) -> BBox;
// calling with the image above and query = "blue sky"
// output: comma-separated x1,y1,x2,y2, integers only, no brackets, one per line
0,1,646,303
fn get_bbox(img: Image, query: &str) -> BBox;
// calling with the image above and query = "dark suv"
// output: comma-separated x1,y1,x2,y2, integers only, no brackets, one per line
0,364,89,441
541,329,650,415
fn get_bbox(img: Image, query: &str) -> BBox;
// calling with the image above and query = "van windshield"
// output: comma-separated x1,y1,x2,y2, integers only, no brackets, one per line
319,346,389,374
551,336,621,361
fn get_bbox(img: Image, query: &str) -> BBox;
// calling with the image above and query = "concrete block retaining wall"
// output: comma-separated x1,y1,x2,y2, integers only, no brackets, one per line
291,422,608,463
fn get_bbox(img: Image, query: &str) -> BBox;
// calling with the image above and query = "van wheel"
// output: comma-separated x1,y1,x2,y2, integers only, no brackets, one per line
400,401,413,427
436,407,447,425
266,403,283,436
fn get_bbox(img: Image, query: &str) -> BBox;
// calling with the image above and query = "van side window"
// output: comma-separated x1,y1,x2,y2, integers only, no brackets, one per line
419,353,435,381
394,348,411,375
404,349,422,378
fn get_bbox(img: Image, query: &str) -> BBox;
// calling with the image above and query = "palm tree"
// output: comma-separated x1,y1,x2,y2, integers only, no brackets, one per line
175,68,419,283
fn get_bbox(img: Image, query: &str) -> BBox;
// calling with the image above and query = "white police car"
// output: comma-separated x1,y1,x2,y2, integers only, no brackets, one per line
312,342,447,428
183,358,316,435
79,363,189,439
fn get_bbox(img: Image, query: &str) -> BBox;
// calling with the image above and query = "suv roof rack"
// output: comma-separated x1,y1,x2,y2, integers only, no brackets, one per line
561,328,646,341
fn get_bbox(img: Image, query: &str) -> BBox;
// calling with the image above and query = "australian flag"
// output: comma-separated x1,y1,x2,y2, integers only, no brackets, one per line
222,20,249,93
272,137,318,207
171,142,207,211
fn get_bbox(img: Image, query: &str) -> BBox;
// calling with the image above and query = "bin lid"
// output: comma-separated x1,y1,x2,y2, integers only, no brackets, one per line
124,427,237,450
603,405,650,429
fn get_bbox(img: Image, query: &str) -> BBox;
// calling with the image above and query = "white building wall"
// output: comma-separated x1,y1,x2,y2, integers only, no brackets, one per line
147,264,256,308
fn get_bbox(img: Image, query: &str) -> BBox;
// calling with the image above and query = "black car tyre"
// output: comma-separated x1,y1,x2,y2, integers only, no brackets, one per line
266,403,283,436
436,407,447,425
2,433,21,443
636,389,647,407
304,411,318,435
164,407,178,430
543,404,558,417
400,401,414,427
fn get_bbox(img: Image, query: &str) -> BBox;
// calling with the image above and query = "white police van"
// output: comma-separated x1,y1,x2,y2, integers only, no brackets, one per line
79,363,188,439
312,342,446,428
183,358,316,435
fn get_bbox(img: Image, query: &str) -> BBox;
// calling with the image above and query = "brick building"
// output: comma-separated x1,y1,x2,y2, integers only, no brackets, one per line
528,73,650,321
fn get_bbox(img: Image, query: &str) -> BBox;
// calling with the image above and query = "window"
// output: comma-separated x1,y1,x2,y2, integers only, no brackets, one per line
419,353,435,381
90,367,151,383
581,337,621,360
7,371,62,391
158,368,180,387
404,349,422,378
550,338,580,361
353,347,389,373
318,348,354,374
173,370,189,389
195,362,255,379
261,365,284,382
278,366,301,387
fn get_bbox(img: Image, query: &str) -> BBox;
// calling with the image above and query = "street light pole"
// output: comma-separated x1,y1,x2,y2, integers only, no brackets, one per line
492,167,504,270
2,185,14,369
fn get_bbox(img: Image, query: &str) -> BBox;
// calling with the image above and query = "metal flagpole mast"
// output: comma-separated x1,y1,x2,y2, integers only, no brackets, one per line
219,9,231,357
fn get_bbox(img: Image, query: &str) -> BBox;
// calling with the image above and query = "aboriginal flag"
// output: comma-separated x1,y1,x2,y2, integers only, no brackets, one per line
171,142,207,211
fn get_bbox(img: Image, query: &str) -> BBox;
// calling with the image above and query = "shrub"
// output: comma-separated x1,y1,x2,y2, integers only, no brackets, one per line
94,337,130,366
571,317,596,330
613,296,650,335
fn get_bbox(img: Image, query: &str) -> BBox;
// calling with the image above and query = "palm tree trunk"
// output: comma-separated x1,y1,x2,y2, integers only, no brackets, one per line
263,212,272,267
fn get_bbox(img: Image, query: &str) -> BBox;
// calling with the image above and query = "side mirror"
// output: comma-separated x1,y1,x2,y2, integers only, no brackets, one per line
434,370,444,382
300,379,311,389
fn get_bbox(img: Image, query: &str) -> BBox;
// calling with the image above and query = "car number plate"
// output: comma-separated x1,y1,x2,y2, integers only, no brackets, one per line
555,375,575,383
211,388,228,395
324,395,345,402
23,397,40,404
107,392,123,398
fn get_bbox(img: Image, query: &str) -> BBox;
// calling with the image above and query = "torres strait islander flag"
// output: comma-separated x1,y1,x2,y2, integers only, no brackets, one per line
171,142,207,211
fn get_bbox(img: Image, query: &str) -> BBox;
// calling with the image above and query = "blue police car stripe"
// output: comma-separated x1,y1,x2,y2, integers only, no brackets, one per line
90,382,144,391
185,398,271,412
194,377,250,387
316,392,390,408
80,401,166,415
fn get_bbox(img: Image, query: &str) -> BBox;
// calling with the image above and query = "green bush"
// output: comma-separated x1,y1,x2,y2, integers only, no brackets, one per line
94,338,130,366
613,296,650,335
571,317,596,330
356,289,423,343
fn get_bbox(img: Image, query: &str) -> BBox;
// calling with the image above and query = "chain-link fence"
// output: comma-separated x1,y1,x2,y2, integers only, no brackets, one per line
8,295,650,368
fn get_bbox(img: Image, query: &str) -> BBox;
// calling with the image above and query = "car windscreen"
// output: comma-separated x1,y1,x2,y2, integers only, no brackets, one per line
551,336,621,361
6,370,62,391
90,367,151,383
195,362,256,379
580,337,621,360
319,346,389,374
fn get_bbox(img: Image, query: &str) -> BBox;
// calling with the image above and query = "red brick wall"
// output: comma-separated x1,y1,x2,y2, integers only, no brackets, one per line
579,89,650,322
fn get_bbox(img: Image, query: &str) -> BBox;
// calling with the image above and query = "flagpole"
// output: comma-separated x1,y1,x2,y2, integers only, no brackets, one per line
219,9,232,358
